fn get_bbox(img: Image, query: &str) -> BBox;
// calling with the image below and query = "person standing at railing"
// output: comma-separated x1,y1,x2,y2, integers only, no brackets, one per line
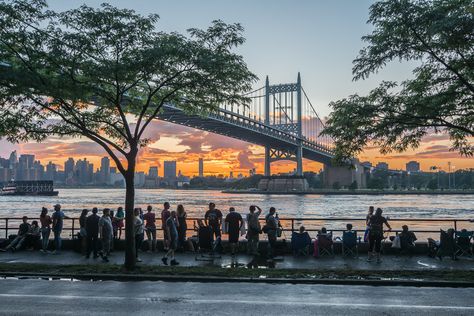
134,208,144,263
161,202,171,251
367,208,391,263
99,208,113,263
176,204,187,252
114,207,125,240
79,209,89,255
39,207,52,253
264,207,279,260
225,207,243,256
85,208,100,259
143,205,157,252
246,205,262,256
51,204,69,255
364,206,374,243
162,210,179,266
205,202,223,242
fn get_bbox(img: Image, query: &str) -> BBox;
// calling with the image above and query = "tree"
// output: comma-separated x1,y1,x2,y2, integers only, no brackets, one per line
323,0,474,162
0,0,256,269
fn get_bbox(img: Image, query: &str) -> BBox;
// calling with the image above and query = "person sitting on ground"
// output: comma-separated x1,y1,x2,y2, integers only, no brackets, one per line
162,210,179,266
399,225,417,252
1,216,30,252
25,220,41,250
225,207,243,256
291,226,312,256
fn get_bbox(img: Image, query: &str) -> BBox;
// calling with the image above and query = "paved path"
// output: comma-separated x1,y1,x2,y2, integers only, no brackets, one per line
0,278,473,315
0,250,473,271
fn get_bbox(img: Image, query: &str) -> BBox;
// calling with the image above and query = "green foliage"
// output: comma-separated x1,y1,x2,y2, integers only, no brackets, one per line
0,0,256,174
323,0,474,163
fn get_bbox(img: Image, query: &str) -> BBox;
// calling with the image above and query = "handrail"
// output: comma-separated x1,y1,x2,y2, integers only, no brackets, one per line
0,216,472,240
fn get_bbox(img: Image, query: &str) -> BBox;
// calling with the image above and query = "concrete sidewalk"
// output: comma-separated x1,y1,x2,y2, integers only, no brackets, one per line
0,250,473,271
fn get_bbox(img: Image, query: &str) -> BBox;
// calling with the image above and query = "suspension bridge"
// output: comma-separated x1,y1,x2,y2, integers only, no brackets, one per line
157,73,336,178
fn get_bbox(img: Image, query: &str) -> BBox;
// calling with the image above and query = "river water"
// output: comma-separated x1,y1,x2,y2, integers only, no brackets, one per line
0,189,473,237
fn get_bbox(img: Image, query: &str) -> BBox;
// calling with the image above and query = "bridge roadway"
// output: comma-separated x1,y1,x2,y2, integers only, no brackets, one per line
157,104,334,165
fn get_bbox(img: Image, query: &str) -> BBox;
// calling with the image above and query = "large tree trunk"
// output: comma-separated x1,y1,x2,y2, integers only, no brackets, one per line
123,160,136,270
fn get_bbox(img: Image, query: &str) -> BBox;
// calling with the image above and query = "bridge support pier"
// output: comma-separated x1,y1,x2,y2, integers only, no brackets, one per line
264,145,271,176
296,145,303,176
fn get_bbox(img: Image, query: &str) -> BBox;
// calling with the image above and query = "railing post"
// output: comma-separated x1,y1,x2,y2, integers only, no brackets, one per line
72,218,75,239
291,219,295,233
454,220,458,232
5,218,8,239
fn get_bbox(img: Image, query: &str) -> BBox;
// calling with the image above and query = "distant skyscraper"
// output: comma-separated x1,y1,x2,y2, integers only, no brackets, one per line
198,158,204,177
406,161,420,173
164,161,177,179
17,154,35,180
148,166,158,179
64,158,75,180
375,162,389,170
45,162,57,181
76,158,93,185
9,150,17,169
100,157,110,183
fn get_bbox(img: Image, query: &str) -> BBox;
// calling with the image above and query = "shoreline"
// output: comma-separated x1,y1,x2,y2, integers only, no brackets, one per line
221,189,474,195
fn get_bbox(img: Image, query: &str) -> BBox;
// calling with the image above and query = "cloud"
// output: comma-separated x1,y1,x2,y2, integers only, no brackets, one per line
237,150,255,169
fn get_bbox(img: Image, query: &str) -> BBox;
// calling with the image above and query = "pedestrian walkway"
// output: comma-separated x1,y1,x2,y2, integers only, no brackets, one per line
0,250,473,271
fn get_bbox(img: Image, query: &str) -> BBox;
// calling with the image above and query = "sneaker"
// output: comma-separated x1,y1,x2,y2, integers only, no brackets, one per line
102,257,109,263
136,258,142,262
170,259,179,266
366,257,373,262
162,257,168,265
376,258,382,263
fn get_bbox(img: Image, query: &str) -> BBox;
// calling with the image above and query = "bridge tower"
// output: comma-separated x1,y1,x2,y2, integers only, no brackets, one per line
264,73,304,177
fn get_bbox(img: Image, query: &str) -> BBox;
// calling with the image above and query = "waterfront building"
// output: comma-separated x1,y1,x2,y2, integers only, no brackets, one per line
100,156,110,184
406,161,420,173
375,162,389,170
148,166,158,179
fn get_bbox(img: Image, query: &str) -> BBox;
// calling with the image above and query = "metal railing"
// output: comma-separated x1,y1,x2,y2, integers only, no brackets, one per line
1,217,473,240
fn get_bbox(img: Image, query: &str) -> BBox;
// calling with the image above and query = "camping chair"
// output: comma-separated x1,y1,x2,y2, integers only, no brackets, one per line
399,233,416,255
291,231,312,256
436,229,456,260
317,233,334,257
341,231,358,257
195,225,221,261
455,230,473,257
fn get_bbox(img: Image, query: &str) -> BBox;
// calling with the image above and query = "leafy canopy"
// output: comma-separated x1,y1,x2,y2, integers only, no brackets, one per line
0,0,256,173
323,0,474,162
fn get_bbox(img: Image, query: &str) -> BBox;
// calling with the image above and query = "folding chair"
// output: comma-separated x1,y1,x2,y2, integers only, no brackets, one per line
195,225,221,261
455,230,473,257
317,233,334,257
291,231,312,256
436,229,456,260
342,231,358,257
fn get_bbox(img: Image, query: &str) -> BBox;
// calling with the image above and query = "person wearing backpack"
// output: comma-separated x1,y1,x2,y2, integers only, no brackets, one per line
367,208,391,263
246,205,262,256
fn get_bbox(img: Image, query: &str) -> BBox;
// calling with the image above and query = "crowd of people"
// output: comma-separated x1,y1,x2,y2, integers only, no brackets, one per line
0,203,422,264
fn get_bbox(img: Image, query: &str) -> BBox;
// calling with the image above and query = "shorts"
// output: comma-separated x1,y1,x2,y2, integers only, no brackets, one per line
170,238,178,251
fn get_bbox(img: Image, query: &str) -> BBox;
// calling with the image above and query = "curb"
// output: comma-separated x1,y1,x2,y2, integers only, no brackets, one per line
2,271,474,288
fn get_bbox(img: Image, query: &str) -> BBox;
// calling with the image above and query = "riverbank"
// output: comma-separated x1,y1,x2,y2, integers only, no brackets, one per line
222,189,474,195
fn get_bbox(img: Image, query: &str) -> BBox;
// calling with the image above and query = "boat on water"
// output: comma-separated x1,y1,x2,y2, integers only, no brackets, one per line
0,180,59,196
